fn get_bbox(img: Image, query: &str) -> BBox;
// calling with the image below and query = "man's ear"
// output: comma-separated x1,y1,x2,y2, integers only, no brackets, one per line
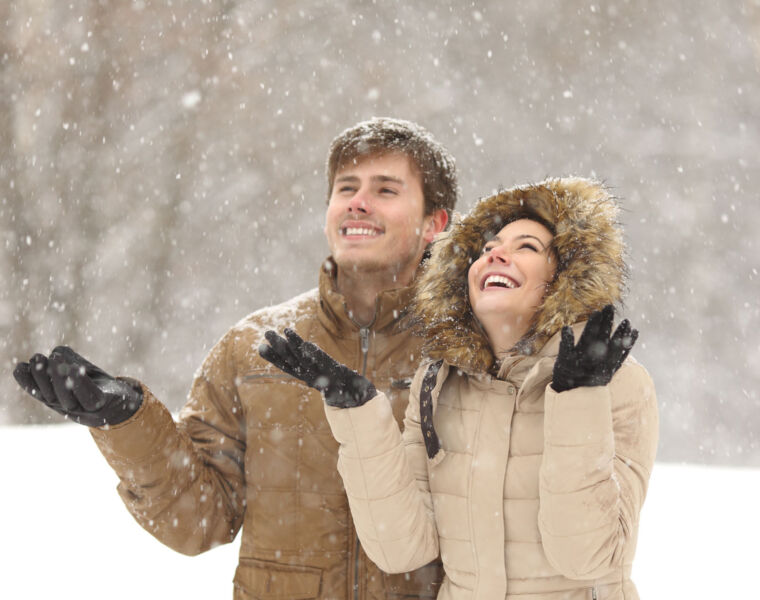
423,208,449,244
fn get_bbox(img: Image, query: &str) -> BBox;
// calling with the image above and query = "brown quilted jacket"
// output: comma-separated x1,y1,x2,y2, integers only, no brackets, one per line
90,258,443,599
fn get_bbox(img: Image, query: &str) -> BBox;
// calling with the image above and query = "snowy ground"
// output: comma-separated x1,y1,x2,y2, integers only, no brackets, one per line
2,424,758,599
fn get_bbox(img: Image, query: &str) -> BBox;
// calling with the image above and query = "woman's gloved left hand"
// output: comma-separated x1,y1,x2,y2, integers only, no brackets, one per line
551,304,638,393
259,328,377,408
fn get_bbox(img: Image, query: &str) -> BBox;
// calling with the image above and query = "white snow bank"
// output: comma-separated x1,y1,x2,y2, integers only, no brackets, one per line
1,424,757,598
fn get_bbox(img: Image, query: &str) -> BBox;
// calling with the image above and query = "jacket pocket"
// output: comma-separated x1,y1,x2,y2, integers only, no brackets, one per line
233,557,322,599
383,559,443,598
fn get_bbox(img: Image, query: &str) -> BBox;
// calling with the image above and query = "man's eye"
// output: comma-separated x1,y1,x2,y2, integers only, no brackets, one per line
379,187,398,195
339,186,356,193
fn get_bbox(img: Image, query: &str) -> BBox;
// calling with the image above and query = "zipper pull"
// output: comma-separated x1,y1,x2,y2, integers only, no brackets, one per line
591,587,598,600
359,327,370,355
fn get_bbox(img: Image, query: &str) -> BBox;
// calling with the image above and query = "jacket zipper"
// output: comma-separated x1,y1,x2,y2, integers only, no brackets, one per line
359,326,370,375
352,523,361,600
354,326,371,600
591,586,598,600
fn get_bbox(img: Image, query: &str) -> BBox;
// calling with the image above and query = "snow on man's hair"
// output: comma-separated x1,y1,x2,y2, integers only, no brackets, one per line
326,117,458,221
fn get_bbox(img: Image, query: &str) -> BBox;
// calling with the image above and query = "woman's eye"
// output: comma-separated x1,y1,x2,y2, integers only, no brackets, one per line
519,243,538,252
481,246,494,254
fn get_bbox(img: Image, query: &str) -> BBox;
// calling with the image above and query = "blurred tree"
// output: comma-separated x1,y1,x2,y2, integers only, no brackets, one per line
1,0,758,465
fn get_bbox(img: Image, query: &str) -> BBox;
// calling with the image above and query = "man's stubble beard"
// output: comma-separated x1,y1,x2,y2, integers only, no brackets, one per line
335,246,422,283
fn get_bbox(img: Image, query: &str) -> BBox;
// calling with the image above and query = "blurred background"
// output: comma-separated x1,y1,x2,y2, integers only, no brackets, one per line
1,0,758,466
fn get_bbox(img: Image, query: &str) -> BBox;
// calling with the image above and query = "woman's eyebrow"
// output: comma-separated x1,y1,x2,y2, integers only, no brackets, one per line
515,234,549,249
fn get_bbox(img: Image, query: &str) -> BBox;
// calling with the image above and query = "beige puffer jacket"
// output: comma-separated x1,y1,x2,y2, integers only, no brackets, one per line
90,258,443,600
323,178,659,599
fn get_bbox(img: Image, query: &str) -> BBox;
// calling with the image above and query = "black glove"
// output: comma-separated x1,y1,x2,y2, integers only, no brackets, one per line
259,328,377,408
551,304,638,393
13,346,143,427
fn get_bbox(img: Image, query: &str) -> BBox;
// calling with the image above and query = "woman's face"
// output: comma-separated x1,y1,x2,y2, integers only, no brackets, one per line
467,219,556,352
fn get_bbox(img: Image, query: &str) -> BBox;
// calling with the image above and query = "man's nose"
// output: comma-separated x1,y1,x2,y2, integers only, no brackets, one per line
347,189,370,213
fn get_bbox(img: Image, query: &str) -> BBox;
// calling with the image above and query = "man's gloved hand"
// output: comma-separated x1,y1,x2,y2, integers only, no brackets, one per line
551,304,638,393
259,328,377,408
13,346,143,427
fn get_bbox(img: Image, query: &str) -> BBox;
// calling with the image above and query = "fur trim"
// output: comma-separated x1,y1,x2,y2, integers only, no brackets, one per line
411,177,627,374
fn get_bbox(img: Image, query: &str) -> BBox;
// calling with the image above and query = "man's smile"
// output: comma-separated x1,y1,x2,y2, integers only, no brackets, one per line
339,221,383,238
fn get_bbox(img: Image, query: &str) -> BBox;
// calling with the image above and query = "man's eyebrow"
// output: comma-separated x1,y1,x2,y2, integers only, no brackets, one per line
333,174,405,185
334,175,360,183
372,175,405,185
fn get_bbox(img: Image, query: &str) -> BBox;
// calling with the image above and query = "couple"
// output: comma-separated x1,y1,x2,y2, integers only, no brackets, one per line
14,117,657,599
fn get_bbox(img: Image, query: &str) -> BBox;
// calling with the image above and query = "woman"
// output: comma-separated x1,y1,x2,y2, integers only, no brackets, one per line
260,177,659,599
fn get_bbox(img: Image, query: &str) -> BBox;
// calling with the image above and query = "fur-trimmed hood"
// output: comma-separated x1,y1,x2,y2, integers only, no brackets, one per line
411,176,627,374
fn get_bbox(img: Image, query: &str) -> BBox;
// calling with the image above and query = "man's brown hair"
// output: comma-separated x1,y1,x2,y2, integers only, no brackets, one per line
326,117,458,221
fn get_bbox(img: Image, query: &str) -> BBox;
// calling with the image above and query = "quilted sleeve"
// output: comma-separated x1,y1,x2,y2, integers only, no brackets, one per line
324,378,439,573
538,358,659,579
90,330,246,556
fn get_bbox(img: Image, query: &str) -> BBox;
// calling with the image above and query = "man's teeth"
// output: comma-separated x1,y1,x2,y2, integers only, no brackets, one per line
343,227,378,236
484,275,517,289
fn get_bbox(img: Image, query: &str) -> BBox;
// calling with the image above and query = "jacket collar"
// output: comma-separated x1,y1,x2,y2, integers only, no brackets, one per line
317,257,415,336
496,321,587,387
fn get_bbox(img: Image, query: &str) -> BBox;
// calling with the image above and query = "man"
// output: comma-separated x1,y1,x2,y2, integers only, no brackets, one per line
14,117,457,599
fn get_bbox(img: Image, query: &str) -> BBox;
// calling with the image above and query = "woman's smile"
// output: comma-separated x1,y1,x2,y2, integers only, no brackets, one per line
480,272,520,290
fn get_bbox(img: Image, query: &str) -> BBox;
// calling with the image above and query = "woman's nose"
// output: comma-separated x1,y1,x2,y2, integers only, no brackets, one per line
488,246,510,264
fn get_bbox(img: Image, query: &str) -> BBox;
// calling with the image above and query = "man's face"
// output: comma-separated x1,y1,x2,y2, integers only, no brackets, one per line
325,152,439,284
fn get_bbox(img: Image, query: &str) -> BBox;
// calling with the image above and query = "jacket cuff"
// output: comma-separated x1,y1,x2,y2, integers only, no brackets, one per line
89,382,176,462
544,384,614,447
324,393,398,457
542,384,615,494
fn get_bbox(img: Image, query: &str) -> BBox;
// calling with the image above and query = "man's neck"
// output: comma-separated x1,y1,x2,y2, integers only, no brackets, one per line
336,267,412,327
